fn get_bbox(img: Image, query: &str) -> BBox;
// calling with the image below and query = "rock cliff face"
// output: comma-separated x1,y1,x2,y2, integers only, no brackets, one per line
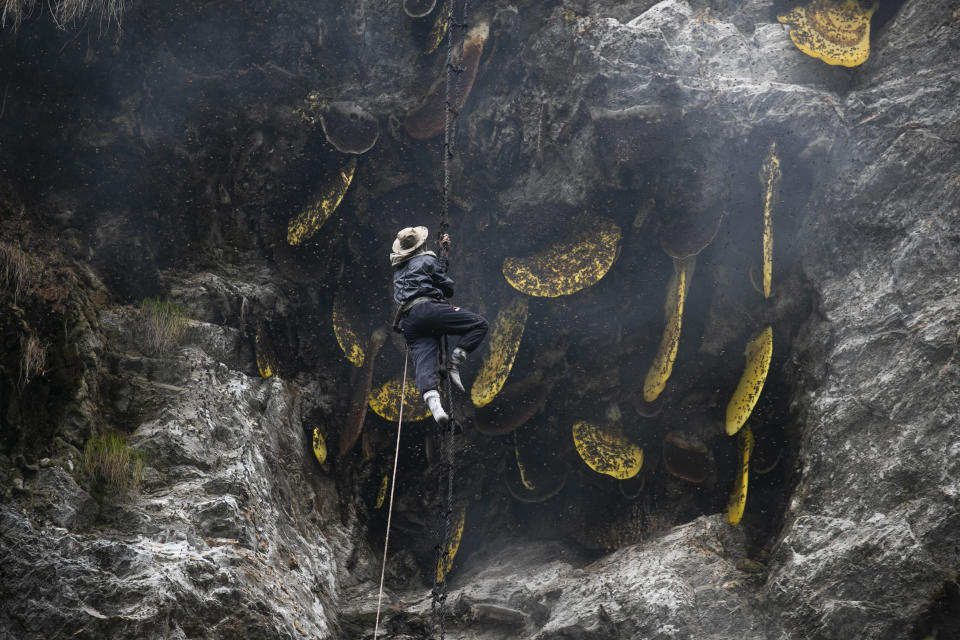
0,268,363,638
1,1,958,639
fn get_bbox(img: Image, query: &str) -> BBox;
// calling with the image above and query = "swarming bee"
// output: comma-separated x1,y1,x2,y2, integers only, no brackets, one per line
424,0,449,55
503,220,621,297
725,327,773,436
255,327,276,378
760,142,781,299
332,289,365,367
777,0,877,67
514,432,536,491
727,425,754,526
375,475,388,509
471,297,528,407
436,508,466,582
287,158,356,246
369,377,431,422
572,421,643,480
643,256,695,402
312,427,327,465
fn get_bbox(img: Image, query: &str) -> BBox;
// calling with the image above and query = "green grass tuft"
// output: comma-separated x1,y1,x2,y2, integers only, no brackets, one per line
139,297,190,354
82,433,145,493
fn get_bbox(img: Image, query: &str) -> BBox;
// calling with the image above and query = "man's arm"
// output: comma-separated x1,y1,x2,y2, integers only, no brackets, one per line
432,261,455,299
431,236,455,299
437,233,452,270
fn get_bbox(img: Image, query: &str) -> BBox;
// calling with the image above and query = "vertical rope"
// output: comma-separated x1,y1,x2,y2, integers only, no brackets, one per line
374,1,471,636
373,349,410,640
431,337,458,640
439,0,455,262
433,2,470,637
438,0,470,266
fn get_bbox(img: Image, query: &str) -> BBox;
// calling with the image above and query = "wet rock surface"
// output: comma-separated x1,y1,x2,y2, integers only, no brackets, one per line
361,516,767,639
1,271,361,639
771,2,960,636
1,0,958,639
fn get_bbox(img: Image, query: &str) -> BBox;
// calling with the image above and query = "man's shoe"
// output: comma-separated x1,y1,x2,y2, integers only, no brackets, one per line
447,347,467,392
423,390,449,427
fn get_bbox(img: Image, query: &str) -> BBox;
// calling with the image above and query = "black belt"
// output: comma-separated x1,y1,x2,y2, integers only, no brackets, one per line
392,296,441,332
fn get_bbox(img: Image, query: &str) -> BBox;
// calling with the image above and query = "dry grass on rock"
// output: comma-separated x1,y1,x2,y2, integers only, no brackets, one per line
18,333,46,389
1,0,124,30
0,241,31,302
138,297,190,354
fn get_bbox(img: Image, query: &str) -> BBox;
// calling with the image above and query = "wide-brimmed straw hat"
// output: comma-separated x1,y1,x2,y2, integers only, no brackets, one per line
392,226,429,255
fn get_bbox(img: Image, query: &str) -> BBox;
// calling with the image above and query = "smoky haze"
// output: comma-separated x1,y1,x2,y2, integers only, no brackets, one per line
0,0,885,578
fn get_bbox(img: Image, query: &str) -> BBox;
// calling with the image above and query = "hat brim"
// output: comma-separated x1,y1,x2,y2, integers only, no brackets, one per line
392,226,429,255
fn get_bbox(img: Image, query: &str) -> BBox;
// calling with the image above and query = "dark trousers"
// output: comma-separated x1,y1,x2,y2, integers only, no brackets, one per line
399,301,489,394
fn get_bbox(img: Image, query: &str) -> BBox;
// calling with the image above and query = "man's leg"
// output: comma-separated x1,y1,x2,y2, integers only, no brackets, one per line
401,308,448,425
426,304,489,391
407,334,441,395
429,304,489,354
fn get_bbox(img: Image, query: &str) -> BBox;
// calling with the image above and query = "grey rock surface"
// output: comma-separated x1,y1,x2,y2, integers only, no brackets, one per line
770,1,960,637
366,515,767,639
0,271,366,639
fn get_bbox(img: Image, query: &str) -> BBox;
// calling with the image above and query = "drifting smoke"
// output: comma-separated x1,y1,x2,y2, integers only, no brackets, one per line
0,0,911,579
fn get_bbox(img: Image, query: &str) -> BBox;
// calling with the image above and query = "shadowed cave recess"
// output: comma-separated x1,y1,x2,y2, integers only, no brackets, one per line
3,0,959,638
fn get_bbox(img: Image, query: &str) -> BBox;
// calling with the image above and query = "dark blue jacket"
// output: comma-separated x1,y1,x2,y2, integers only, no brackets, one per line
393,253,455,305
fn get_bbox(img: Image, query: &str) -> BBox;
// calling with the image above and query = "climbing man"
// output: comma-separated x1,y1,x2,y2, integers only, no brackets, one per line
391,226,488,427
